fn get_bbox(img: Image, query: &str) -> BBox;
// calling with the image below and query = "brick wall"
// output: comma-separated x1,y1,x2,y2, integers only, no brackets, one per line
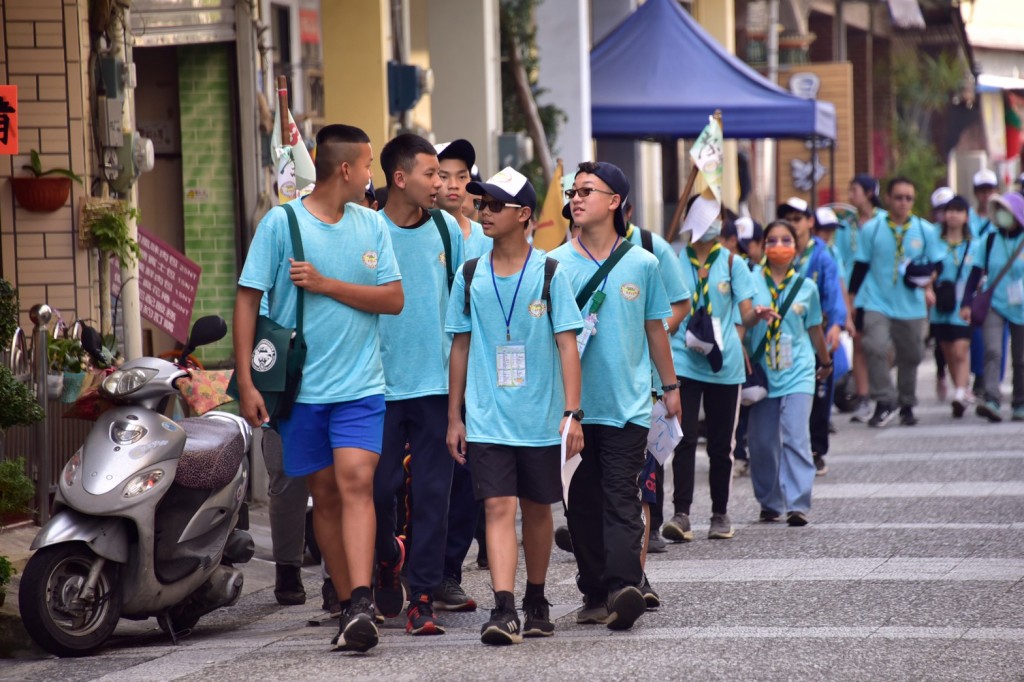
0,0,95,331
177,43,237,364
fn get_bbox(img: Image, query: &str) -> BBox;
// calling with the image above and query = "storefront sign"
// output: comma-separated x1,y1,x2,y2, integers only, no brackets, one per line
0,85,18,155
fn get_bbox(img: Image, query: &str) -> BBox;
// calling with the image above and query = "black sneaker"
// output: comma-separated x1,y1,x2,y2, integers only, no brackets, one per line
373,537,406,618
786,511,809,527
432,576,477,612
554,525,574,553
322,578,341,617
899,406,919,426
274,564,306,606
868,402,897,428
333,596,378,652
759,509,781,522
647,529,668,554
639,574,660,609
606,586,646,631
576,594,609,624
662,512,694,543
522,596,555,637
813,454,828,476
480,607,522,645
406,593,445,635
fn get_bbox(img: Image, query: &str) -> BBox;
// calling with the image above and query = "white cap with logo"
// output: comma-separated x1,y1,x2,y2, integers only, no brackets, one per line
973,169,998,188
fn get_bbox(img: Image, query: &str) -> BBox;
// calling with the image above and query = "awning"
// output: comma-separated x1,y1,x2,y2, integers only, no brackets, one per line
977,73,1024,93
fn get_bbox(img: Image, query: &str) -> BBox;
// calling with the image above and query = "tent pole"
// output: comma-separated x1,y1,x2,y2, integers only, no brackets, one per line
666,164,699,244
810,136,819,212
829,139,836,203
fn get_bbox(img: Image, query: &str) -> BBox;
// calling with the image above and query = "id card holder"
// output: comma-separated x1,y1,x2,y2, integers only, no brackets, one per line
779,334,794,369
711,316,725,351
496,342,527,387
576,291,607,358
1008,279,1024,307
898,258,909,277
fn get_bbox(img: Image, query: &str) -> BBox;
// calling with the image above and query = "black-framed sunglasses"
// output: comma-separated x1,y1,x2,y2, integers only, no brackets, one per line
565,187,617,200
474,198,523,212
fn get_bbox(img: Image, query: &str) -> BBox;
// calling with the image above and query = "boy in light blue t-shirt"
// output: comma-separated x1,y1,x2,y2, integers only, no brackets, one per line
446,167,583,645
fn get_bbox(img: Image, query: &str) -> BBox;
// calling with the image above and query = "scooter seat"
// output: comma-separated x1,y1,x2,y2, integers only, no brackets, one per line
177,417,246,490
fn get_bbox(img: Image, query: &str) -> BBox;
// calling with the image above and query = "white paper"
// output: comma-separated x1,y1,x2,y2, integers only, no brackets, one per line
647,400,683,466
560,418,580,508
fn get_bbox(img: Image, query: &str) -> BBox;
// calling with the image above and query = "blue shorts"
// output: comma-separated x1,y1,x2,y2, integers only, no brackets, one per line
640,451,658,505
277,395,386,477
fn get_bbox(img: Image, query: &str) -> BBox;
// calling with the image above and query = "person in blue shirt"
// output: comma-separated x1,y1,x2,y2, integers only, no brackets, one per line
374,133,465,637
446,167,583,645
550,161,679,632
847,176,946,428
838,174,884,423
234,124,404,653
927,195,975,418
928,187,956,400
969,169,999,239
436,140,492,260
777,198,848,477
961,192,1024,422
663,195,777,545
746,220,833,526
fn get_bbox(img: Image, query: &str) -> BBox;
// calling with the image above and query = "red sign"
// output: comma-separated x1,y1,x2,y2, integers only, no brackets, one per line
299,9,320,44
111,227,203,343
0,85,18,155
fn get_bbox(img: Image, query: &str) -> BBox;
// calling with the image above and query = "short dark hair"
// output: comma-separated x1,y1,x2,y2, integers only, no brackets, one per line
314,124,370,182
380,133,437,188
886,176,915,195
763,219,798,243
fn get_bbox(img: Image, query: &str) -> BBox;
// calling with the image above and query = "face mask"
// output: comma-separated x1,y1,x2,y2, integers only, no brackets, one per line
994,209,1018,230
697,220,722,243
765,245,796,266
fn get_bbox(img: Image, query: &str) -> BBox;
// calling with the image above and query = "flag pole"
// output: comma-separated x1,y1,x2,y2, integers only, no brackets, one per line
277,75,289,142
666,109,723,244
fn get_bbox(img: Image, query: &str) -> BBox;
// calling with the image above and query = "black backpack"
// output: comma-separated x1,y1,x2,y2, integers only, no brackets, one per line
463,256,559,318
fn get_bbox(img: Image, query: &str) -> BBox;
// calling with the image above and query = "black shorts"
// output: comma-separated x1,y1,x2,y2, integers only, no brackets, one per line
930,323,972,342
466,442,562,504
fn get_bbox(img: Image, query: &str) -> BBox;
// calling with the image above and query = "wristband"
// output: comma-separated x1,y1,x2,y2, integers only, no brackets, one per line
661,382,680,392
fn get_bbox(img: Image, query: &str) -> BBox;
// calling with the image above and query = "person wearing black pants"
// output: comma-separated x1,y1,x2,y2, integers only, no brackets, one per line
809,370,835,474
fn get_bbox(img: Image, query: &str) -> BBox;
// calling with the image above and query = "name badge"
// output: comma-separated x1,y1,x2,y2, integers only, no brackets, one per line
496,342,527,387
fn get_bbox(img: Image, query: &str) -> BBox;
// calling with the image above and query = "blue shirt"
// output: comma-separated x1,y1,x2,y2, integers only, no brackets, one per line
238,199,401,403
445,251,583,446
969,208,994,240
748,273,823,398
795,236,847,330
549,240,671,428
854,214,946,320
977,229,1024,325
464,220,493,260
836,208,885,285
626,225,690,303
929,237,973,327
672,249,756,385
378,209,465,400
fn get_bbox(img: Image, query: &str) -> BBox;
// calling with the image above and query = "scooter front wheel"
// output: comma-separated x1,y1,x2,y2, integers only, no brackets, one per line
19,542,122,657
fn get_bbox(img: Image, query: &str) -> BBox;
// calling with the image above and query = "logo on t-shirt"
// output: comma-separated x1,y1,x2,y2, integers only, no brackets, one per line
439,251,447,266
362,250,379,269
792,303,806,316
911,239,923,250
528,300,547,318
718,281,731,294
252,340,277,372
620,283,640,301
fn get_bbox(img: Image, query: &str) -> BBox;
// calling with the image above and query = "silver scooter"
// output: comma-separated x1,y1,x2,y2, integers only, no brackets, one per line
19,316,255,657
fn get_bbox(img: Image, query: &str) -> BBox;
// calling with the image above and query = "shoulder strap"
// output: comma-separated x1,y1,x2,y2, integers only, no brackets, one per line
574,240,634,311
987,232,1024,292
462,257,480,315
282,203,305,336
952,237,970,283
640,227,653,254
430,209,454,292
543,257,558,318
750,275,805,366
985,232,996,270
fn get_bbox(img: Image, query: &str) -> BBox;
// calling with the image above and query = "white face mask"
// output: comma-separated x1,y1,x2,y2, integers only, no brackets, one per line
995,208,1018,230
698,220,722,243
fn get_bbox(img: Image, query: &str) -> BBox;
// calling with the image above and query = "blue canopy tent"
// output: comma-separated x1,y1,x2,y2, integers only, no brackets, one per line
590,0,837,141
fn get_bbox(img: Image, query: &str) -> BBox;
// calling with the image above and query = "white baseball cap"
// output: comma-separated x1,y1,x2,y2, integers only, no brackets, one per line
930,187,955,209
973,169,998,188
814,207,840,227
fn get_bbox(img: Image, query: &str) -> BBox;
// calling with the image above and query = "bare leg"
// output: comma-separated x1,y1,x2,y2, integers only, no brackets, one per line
335,447,378,589
520,499,553,585
307,467,351,599
484,496,519,593
640,502,651,569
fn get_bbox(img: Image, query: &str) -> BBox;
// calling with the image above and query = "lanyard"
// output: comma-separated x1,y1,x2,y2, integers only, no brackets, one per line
945,239,967,267
490,247,533,342
888,217,911,283
764,267,796,370
577,235,621,294
687,243,722,314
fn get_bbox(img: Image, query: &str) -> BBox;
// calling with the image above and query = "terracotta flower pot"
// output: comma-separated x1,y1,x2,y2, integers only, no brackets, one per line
10,177,72,213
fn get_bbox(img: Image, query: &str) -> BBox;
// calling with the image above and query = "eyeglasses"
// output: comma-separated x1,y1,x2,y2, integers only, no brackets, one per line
891,194,915,202
565,187,617,200
473,199,523,212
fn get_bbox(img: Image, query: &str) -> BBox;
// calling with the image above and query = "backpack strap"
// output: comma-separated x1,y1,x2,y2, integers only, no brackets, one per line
985,231,996,270
462,257,480,315
430,209,454,292
282,203,305,338
639,227,653,254
543,257,558,318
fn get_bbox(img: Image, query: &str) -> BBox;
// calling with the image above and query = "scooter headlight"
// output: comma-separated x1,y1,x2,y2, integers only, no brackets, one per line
122,469,164,498
111,421,148,445
102,368,158,397
63,449,82,487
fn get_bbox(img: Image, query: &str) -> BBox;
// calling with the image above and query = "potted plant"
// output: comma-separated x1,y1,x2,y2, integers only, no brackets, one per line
47,337,87,402
0,555,14,608
0,281,44,459
82,200,141,338
0,457,34,527
10,150,84,213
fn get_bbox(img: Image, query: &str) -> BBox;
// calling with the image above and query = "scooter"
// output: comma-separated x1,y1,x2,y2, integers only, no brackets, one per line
19,316,256,657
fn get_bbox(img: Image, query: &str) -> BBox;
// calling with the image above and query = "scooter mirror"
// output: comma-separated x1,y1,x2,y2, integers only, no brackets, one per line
187,316,228,350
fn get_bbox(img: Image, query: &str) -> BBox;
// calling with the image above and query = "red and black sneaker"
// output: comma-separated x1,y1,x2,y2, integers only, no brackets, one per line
373,536,406,619
406,593,446,636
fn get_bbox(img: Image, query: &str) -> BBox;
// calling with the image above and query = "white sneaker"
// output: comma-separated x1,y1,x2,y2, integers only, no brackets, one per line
850,400,872,423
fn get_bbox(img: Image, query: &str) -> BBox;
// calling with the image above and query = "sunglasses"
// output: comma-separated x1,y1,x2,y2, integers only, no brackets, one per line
473,199,523,212
565,187,617,200
891,194,915,202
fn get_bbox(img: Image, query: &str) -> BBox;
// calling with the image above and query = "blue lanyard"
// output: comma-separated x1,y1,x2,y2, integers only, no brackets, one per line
577,235,621,293
490,247,533,342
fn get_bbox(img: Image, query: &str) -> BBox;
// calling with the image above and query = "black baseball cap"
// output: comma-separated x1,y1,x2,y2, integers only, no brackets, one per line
561,161,630,235
434,139,476,172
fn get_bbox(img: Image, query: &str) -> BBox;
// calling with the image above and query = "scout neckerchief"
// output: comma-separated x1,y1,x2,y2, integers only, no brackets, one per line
686,243,723,314
796,239,815,276
887,216,912,284
764,265,798,369
490,246,533,342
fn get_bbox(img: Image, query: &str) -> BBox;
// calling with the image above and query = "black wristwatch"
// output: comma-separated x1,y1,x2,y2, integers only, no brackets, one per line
661,382,680,392
564,409,584,422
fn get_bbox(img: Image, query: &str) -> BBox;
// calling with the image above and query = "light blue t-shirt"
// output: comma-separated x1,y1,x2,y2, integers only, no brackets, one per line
238,199,401,403
672,248,756,385
929,237,974,327
836,208,885,285
549,240,671,428
378,209,465,400
626,225,690,304
445,251,583,446
977,229,1024,325
854,214,946,320
969,209,994,240
748,273,823,398
464,220,493,260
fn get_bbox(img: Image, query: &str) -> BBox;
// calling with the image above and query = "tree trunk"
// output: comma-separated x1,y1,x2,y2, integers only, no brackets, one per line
507,29,553,184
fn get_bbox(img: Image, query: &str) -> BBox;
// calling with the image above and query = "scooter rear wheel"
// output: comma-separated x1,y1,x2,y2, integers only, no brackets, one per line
19,542,122,657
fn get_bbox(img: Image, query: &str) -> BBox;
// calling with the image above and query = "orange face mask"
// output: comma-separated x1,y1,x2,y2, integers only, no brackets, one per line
765,245,796,266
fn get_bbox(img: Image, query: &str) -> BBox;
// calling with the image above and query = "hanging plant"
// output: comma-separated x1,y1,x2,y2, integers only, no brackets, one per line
84,200,141,266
